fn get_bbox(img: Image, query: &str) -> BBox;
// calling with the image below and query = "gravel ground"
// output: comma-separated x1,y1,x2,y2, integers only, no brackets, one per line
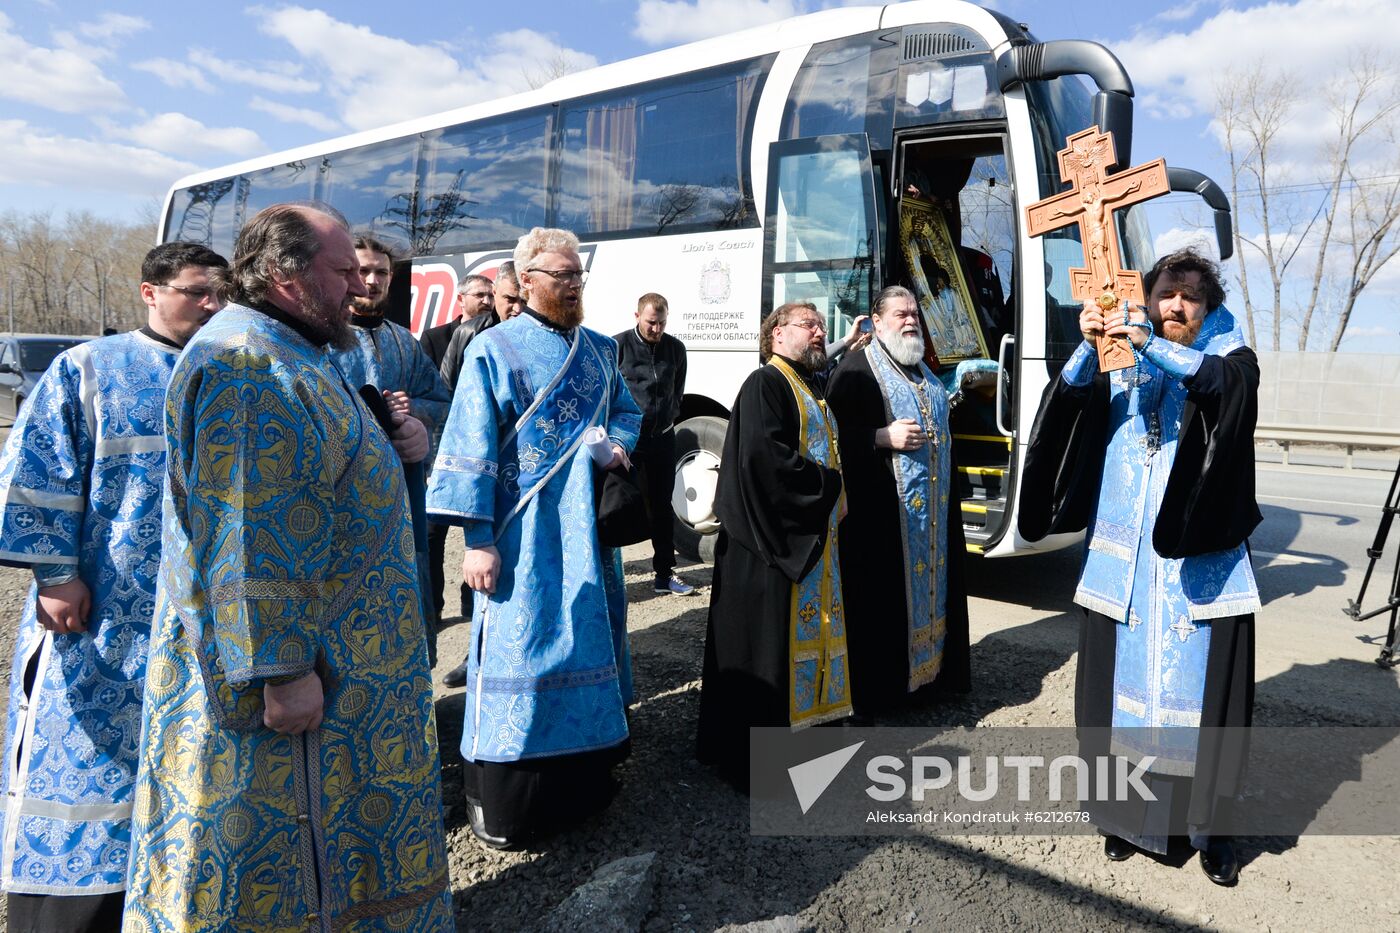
1,532,1397,931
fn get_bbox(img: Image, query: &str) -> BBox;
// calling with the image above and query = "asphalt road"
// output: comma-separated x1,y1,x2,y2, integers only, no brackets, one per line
964,457,1400,725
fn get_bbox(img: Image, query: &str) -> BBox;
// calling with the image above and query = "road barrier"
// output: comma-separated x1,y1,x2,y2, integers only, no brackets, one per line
1255,423,1400,470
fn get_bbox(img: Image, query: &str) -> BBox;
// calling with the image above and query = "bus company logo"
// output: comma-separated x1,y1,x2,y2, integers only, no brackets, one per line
698,260,731,305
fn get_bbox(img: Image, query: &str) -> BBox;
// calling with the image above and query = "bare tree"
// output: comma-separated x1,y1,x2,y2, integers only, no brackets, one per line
521,52,589,91
1213,65,1306,352
0,210,155,335
1214,52,1400,353
1318,56,1400,350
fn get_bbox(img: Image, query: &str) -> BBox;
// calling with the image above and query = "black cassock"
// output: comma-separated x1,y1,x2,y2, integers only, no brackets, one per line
1019,346,1261,846
825,349,971,716
696,363,843,790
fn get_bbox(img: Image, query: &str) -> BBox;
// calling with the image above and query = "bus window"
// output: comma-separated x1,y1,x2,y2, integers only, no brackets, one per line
419,110,552,253
165,179,241,257
319,137,422,253
765,135,879,340
239,161,321,235
556,59,768,238
780,32,896,144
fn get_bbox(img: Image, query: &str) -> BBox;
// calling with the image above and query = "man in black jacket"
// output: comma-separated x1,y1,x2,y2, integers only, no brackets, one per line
615,293,693,595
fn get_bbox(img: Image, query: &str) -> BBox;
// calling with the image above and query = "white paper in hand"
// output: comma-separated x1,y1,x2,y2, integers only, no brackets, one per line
583,426,613,466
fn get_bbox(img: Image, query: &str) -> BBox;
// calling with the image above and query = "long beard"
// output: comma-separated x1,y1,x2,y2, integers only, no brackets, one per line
1162,317,1203,347
533,290,584,329
880,330,925,367
798,344,828,372
298,278,356,349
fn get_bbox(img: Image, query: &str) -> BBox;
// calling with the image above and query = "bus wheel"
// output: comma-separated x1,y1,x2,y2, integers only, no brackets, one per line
672,415,727,563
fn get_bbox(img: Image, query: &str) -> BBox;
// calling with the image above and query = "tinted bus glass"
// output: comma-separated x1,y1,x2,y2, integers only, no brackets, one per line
320,137,422,254
165,179,242,258
419,110,552,253
780,32,896,144
556,58,768,238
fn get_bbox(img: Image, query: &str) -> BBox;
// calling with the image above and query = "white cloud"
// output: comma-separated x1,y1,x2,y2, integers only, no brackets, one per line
251,7,597,130
1154,225,1219,260
248,96,342,133
0,11,126,113
78,13,150,43
131,58,216,93
197,51,320,94
1111,0,1400,122
634,0,805,45
0,119,199,196
110,112,265,158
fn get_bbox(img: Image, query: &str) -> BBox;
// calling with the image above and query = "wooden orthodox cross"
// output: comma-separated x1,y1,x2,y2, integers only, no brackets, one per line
1025,126,1169,371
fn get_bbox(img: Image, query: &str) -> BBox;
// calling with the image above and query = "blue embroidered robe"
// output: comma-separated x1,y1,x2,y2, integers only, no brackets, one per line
124,307,452,932
0,332,173,896
329,321,451,638
425,312,641,762
862,342,953,689
1063,307,1261,774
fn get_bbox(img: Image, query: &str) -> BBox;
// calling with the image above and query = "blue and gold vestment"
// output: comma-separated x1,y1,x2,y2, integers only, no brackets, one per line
426,312,640,762
0,332,174,896
124,307,451,932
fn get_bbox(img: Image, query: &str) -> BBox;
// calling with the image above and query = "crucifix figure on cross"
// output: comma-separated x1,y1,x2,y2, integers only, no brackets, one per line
1026,126,1170,371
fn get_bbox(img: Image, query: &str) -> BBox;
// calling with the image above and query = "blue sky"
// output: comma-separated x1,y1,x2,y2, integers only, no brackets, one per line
3,0,1396,350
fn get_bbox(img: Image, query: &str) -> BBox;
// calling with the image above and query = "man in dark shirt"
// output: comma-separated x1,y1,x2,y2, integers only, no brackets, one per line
614,293,693,595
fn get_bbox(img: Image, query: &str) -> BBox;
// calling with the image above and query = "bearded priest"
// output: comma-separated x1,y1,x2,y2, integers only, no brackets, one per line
826,286,971,719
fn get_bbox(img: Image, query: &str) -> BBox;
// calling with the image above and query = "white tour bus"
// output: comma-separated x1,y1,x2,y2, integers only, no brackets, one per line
160,0,1232,559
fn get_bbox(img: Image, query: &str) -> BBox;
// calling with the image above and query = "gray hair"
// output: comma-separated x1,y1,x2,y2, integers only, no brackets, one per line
231,203,348,307
513,227,580,273
457,273,492,296
496,260,518,288
871,285,917,318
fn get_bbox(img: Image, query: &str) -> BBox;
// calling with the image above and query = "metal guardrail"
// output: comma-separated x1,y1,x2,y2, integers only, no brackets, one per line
1255,423,1400,470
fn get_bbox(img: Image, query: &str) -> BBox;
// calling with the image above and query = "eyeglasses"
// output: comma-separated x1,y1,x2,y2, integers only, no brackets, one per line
528,268,588,287
158,283,224,304
786,318,826,334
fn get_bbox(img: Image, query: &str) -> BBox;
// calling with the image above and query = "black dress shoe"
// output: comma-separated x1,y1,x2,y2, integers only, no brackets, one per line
443,658,470,688
1199,837,1239,885
1103,834,1136,861
465,798,515,850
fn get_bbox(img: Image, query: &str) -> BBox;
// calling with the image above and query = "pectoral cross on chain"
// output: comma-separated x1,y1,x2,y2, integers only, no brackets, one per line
1025,126,1169,372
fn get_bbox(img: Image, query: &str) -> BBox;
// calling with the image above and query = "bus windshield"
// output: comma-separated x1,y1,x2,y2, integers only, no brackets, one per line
1026,75,1156,360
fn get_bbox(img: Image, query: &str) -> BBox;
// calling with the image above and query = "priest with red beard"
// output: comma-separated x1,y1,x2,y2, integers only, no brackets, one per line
826,285,971,719
426,228,640,849
1019,248,1261,885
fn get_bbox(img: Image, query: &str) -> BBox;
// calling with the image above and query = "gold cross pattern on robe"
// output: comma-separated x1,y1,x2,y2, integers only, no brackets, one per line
1024,126,1169,372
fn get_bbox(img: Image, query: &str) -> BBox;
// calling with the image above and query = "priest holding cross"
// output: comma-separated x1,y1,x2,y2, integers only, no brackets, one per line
1019,127,1263,886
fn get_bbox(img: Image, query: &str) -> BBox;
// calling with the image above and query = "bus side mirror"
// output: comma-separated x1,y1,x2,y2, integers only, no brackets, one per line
996,40,1135,170
1166,167,1234,261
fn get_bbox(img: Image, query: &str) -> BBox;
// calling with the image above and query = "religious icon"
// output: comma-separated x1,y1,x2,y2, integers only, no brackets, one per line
1024,126,1169,372
898,198,987,364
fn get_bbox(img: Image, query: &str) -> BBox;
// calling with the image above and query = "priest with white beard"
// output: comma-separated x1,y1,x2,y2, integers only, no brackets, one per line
827,286,971,718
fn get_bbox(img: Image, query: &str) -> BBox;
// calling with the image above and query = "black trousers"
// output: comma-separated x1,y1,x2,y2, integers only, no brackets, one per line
427,520,472,623
7,891,124,933
462,740,629,840
632,429,677,580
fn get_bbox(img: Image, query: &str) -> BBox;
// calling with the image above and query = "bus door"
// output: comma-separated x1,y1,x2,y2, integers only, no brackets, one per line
893,133,1017,553
762,134,881,342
